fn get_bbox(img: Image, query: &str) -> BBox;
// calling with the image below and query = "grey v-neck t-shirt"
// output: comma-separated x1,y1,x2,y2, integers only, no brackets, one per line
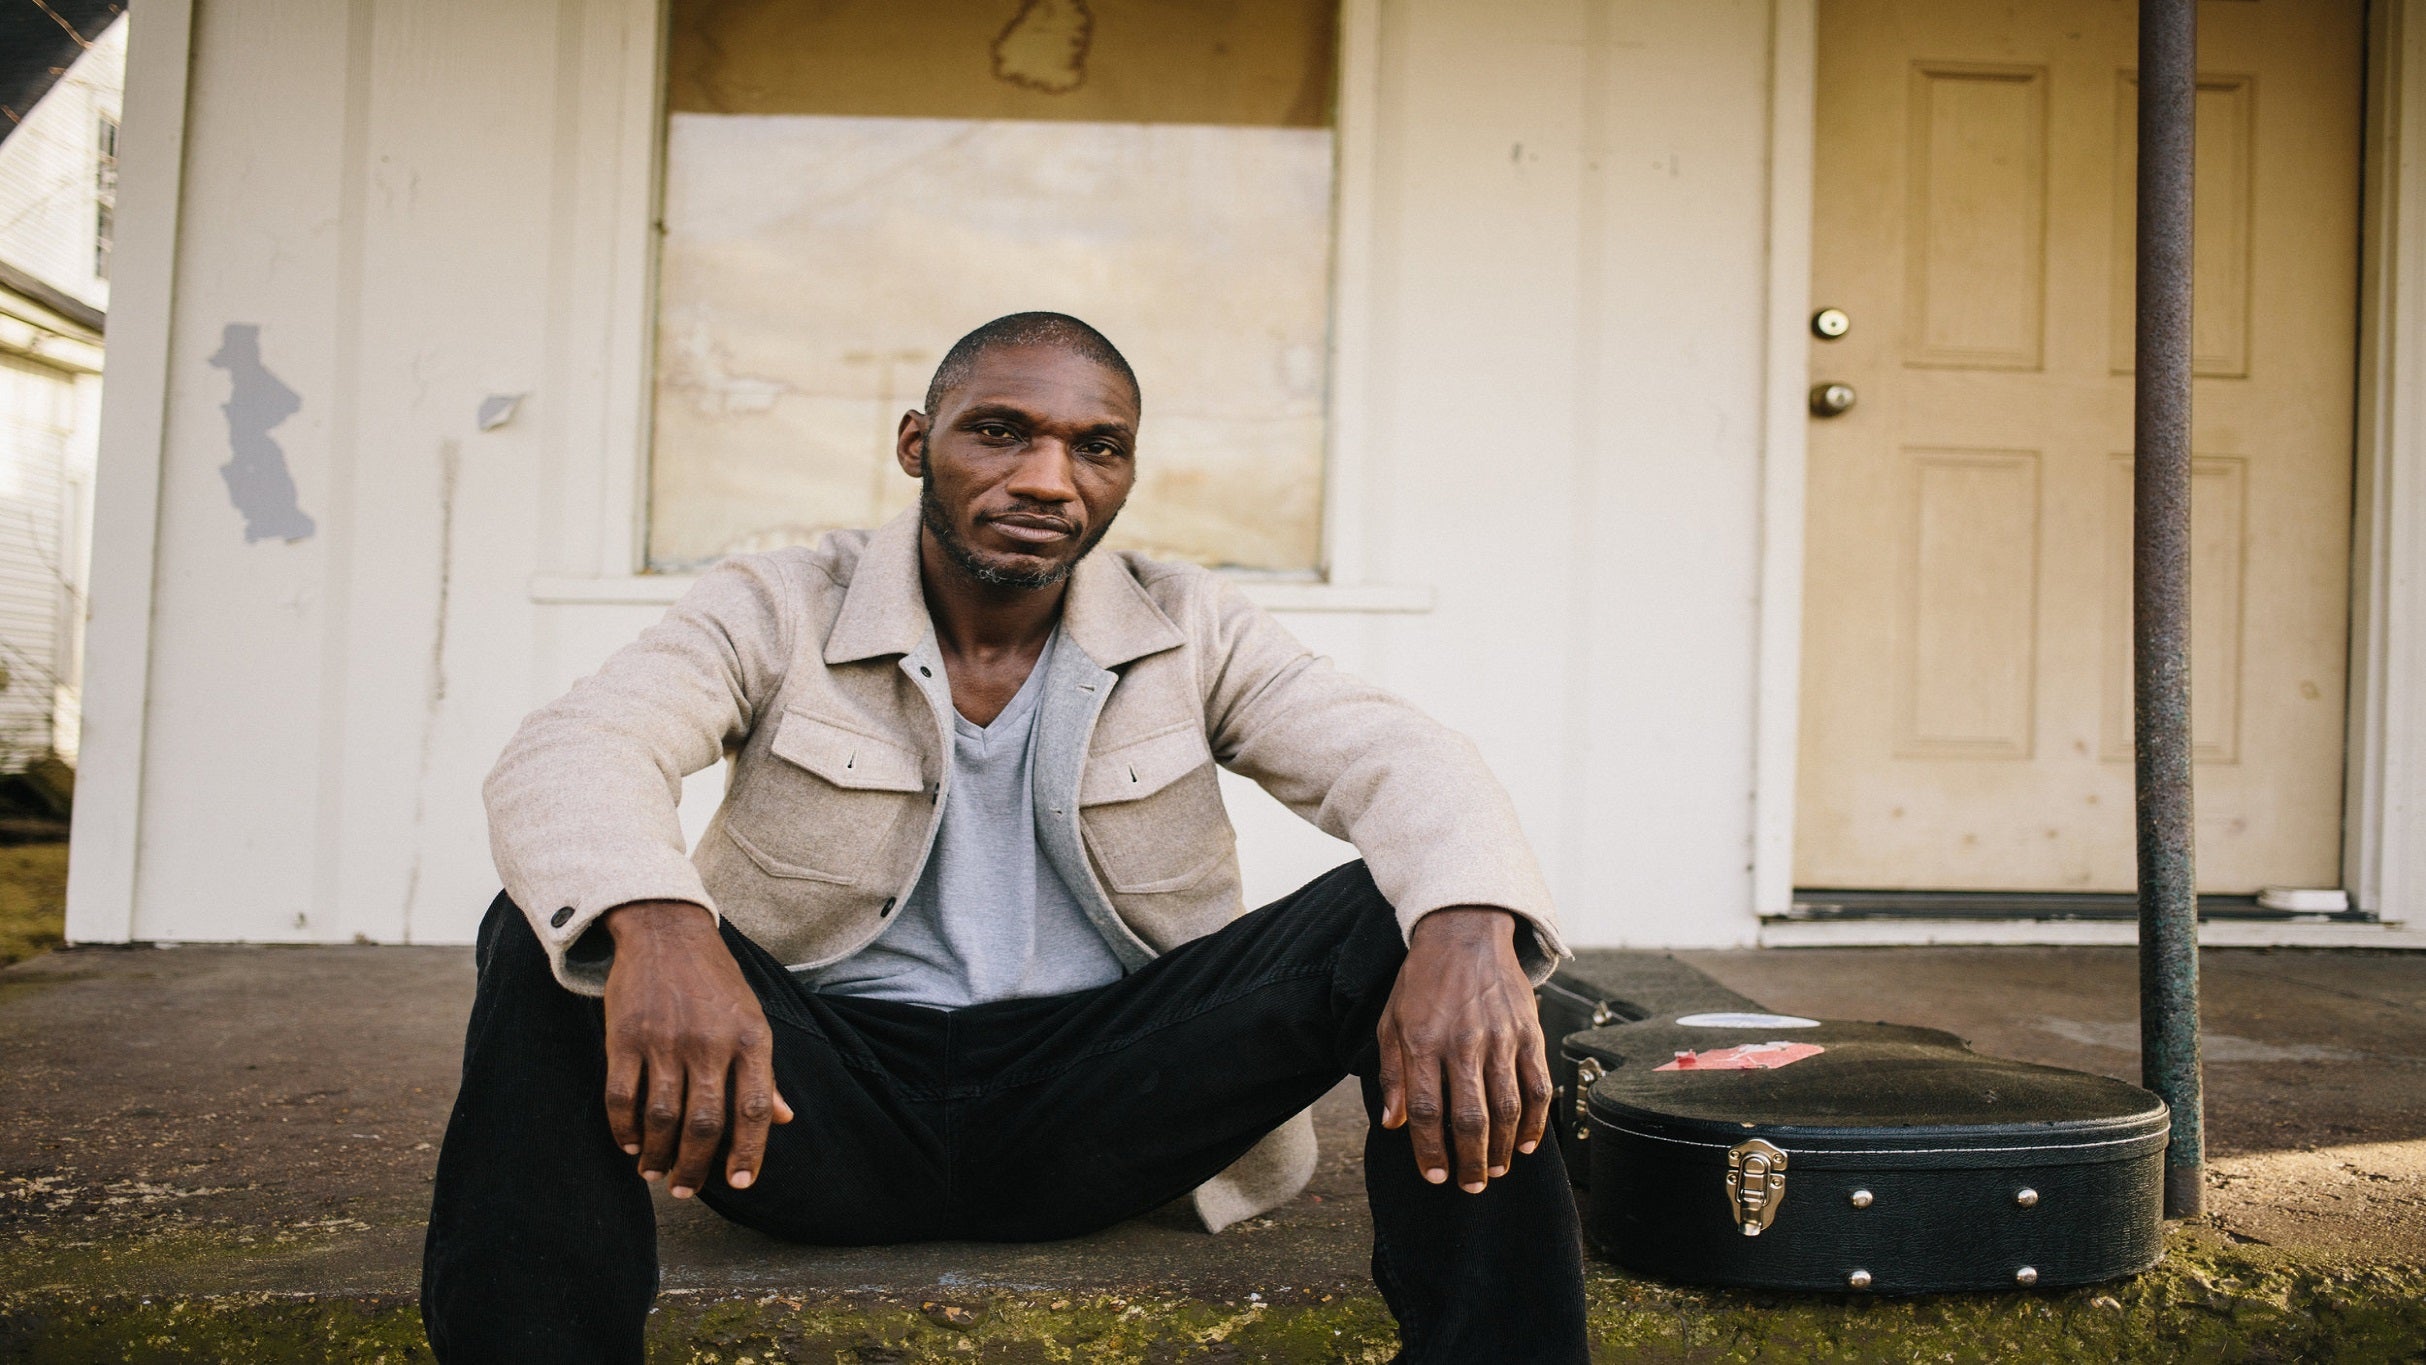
802,630,1127,1008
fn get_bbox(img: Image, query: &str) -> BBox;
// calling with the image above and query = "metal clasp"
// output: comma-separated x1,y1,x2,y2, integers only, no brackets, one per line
1572,1057,1605,1141
1725,1138,1789,1236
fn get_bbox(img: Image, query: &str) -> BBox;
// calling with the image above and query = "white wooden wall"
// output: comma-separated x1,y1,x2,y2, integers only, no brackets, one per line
70,0,1791,950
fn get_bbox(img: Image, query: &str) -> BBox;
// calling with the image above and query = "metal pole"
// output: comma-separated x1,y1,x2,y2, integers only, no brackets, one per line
2134,0,2204,1221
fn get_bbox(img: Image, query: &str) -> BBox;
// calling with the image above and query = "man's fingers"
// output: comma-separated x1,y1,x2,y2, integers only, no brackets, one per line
668,1063,726,1198
604,1046,645,1157
1375,1013,1407,1130
1486,1035,1526,1178
638,1059,684,1180
773,1089,796,1125
723,1052,777,1191
1447,1046,1492,1193
1517,1025,1553,1157
1402,1040,1451,1184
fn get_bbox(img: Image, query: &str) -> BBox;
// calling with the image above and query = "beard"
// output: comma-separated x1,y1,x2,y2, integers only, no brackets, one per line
920,463,1117,591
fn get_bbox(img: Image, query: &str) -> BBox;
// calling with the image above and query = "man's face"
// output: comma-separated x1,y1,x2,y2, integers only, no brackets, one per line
900,344,1138,591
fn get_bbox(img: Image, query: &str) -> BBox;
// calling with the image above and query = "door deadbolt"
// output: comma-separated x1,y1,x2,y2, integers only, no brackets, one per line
1812,307,1851,339
1809,382,1857,417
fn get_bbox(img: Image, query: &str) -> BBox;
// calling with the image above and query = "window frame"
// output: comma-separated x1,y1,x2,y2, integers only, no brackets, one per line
529,0,1429,614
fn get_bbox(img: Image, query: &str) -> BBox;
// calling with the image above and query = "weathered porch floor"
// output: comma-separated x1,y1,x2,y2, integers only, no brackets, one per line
0,941,2420,1362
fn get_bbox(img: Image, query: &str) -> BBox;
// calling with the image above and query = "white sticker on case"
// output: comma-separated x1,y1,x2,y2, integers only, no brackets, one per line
1675,1012,1823,1030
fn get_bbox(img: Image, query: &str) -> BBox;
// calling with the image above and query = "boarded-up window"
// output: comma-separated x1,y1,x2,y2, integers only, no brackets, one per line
649,0,1340,573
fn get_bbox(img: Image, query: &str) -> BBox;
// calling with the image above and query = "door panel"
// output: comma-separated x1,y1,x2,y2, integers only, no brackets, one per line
1796,0,2361,894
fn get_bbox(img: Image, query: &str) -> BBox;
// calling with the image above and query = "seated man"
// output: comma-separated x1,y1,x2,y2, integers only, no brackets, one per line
420,312,1589,1364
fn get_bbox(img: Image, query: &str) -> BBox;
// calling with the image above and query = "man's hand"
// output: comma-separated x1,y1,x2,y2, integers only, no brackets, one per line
1376,907,1550,1193
601,901,794,1198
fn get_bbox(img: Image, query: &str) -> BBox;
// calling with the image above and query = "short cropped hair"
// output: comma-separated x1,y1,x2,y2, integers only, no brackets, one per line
923,312,1140,416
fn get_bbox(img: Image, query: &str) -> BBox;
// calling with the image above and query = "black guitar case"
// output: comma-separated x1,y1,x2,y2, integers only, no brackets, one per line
1535,958,2169,1293
1535,951,1764,1187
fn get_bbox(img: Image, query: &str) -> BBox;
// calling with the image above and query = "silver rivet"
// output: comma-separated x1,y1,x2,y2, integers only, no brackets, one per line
2015,1187,2039,1208
2015,1266,2039,1287
1847,1269,1872,1290
1849,1189,1873,1209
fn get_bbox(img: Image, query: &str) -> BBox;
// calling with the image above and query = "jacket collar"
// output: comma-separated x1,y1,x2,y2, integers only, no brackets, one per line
823,507,1186,669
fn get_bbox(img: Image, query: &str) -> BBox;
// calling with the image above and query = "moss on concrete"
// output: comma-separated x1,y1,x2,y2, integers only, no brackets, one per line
0,841,67,968
654,1291,1400,1363
0,1292,1400,1364
1577,1230,2426,1363
3,1230,2420,1363
0,1293,433,1364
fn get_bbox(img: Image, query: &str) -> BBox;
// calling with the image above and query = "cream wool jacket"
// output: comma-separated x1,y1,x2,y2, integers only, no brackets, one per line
484,509,1566,1231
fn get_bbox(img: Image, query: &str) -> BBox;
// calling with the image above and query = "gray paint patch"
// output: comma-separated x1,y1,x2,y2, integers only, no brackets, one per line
207,324,317,543
475,393,524,431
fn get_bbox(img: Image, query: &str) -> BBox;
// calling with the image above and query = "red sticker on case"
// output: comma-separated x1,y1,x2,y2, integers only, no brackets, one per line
1654,1041,1826,1072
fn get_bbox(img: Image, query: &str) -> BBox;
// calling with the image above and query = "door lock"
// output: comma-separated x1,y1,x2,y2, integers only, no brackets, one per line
1809,382,1858,417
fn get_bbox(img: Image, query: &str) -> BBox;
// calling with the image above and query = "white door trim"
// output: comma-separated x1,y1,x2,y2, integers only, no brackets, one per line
2348,0,2426,925
1752,0,1818,919
63,0,196,945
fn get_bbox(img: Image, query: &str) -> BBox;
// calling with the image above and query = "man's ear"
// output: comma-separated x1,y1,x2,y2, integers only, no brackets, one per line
895,410,930,477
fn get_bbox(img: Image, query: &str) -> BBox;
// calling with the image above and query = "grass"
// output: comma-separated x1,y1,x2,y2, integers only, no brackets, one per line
0,841,68,967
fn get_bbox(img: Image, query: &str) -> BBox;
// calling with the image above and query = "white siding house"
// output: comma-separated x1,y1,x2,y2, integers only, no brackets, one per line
0,18,119,770
60,1,2426,953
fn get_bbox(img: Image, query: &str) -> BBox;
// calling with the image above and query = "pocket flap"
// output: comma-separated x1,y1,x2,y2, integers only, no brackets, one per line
769,711,925,792
1082,725,1213,806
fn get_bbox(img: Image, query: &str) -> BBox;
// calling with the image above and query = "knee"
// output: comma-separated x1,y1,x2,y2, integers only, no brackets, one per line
1314,860,1393,920
473,892,555,987
1316,862,1411,1001
1327,861,1403,943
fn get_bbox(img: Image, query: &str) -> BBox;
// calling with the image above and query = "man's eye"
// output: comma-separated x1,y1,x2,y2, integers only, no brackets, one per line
977,423,1018,440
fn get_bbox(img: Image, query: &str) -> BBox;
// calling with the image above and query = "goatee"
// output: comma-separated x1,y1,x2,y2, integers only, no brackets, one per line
920,468,1115,591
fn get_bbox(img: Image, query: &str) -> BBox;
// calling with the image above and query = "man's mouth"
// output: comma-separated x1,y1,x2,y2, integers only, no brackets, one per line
983,514,1076,546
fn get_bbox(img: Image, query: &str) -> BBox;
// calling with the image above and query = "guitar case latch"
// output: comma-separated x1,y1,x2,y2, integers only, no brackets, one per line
1724,1138,1789,1236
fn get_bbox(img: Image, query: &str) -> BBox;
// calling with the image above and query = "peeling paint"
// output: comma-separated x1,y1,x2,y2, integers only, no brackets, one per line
475,393,524,431
206,324,318,543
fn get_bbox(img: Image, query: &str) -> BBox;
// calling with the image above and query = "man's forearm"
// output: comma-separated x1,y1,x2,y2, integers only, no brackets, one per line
1408,905,1518,946
605,899,719,945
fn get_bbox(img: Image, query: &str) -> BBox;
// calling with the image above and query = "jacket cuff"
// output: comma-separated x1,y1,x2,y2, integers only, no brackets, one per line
517,871,721,997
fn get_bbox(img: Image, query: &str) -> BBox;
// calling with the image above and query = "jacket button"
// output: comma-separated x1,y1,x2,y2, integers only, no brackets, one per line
880,897,897,917
550,906,574,929
918,665,932,678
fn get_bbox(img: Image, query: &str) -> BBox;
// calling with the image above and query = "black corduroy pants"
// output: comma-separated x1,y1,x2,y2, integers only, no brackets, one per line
419,861,1590,1364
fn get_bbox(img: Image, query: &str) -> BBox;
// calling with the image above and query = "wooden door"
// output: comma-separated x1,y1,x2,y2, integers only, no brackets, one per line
1795,0,2362,894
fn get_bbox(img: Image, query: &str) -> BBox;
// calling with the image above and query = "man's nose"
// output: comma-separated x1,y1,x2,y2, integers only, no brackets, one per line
1004,439,1080,505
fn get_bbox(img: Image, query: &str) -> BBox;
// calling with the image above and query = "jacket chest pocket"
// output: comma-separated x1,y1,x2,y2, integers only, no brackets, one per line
727,711,925,885
1079,726,1232,894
